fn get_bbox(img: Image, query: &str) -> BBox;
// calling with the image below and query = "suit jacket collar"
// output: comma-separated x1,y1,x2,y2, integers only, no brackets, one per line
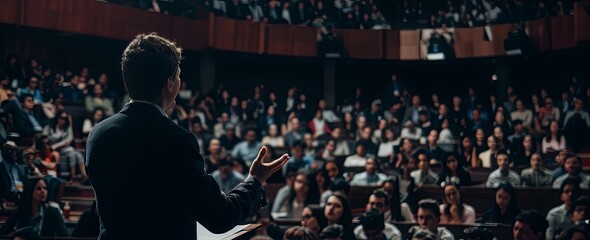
120,101,169,120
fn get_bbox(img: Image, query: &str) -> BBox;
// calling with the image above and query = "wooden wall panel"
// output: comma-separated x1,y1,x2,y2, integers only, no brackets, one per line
574,0,590,43
336,29,382,59
454,27,479,58
233,21,262,53
490,23,511,56
289,26,316,57
551,15,575,50
399,30,419,60
0,0,20,25
384,30,400,60
266,24,291,55
213,17,236,50
527,18,550,52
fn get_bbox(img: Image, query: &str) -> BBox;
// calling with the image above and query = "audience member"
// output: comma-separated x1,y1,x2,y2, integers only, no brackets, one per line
0,141,25,205
350,156,386,186
82,107,106,135
344,141,368,167
273,171,319,219
324,193,354,239
382,177,415,222
43,110,88,181
354,208,402,240
485,150,521,188
85,84,114,115
546,177,582,239
513,210,549,240
437,154,471,186
283,226,319,240
552,153,590,189
261,124,285,147
212,158,246,193
71,201,100,238
521,153,553,187
283,141,313,177
482,182,520,225
231,128,262,165
411,152,439,186
3,94,43,137
408,199,454,240
439,182,476,224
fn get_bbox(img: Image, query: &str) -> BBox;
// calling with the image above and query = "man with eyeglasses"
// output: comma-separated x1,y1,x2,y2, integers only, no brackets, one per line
354,190,401,240
408,199,454,240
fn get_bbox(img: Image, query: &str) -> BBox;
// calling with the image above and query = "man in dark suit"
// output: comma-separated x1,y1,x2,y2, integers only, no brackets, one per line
2,94,43,137
85,33,289,240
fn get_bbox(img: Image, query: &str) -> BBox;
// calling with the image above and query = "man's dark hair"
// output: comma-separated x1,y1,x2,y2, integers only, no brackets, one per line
329,178,350,194
371,189,389,206
121,33,182,102
560,177,582,195
515,210,548,237
569,196,590,216
418,199,440,217
291,140,305,149
19,93,33,103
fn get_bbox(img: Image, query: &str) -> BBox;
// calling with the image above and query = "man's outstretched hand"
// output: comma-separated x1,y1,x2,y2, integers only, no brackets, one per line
249,146,290,183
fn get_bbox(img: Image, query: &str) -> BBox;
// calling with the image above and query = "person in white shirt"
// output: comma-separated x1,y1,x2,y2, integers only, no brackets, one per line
350,157,387,186
546,177,582,239
485,151,521,188
439,182,475,224
377,128,399,159
382,177,415,223
344,141,368,167
541,120,566,154
409,199,455,240
553,154,590,189
411,152,439,186
400,121,422,141
478,136,498,168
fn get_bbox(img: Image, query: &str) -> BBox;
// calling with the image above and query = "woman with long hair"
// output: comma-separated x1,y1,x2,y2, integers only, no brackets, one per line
382,176,415,222
482,182,521,225
43,110,88,181
459,136,477,168
274,171,320,219
437,154,472,186
0,177,67,237
542,120,566,154
324,193,354,239
82,107,106,135
439,182,476,224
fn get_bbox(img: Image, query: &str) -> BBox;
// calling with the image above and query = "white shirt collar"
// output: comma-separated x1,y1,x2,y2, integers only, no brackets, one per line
128,99,168,117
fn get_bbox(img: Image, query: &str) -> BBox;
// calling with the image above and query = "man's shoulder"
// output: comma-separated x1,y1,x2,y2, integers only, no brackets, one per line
520,168,533,175
547,204,566,216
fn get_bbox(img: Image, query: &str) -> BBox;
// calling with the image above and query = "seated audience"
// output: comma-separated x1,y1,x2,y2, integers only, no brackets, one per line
0,141,26,205
511,99,533,129
354,209,401,240
400,121,422,141
424,130,445,165
552,151,568,181
273,171,319,219
212,158,246,193
301,205,328,236
283,226,318,240
0,177,68,237
319,224,343,240
511,135,536,168
85,84,114,115
542,120,567,154
556,223,590,240
343,141,368,167
411,152,439,186
283,141,313,177
485,150,521,188
437,154,471,186
482,182,520,225
439,182,476,224
553,153,590,189
563,98,590,151
261,124,285,148
43,110,88,180
568,196,589,226
350,156,387,186
408,199,454,240
82,107,106,135
324,193,354,239
521,153,553,187
546,177,582,239
231,128,262,165
478,136,498,168
513,210,549,240
382,177,415,222
316,139,337,161
3,94,43,137
377,128,398,160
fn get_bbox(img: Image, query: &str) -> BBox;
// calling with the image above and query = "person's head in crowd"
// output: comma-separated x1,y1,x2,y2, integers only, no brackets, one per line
329,178,350,195
472,108,481,122
442,153,467,178
463,227,494,240
381,176,404,221
357,115,367,129
191,121,203,135
490,182,520,222
291,117,301,132
416,199,441,233
293,170,320,205
370,100,381,113
313,167,331,192
17,177,48,223
452,96,461,107
359,209,386,240
303,133,313,149
560,177,582,207
324,160,342,181
232,157,247,175
529,153,543,171
438,103,448,116
475,128,485,142
410,228,436,240
493,126,504,143
91,107,106,123
412,95,421,107
98,72,109,86
417,152,430,173
564,153,582,176
382,128,396,143
556,224,590,240
354,141,368,157
283,226,319,240
121,33,181,110
418,111,429,124
230,96,239,107
401,138,413,154
2,141,21,164
496,150,510,171
522,135,535,152
330,128,342,140
461,136,473,152
225,123,236,138
573,98,584,111
513,210,548,240
19,93,35,111
360,126,373,140
516,99,525,111
54,110,70,130
494,110,505,125
219,112,230,124
366,189,388,213
208,138,222,155
216,157,234,179
291,141,305,160
544,97,554,111
487,136,497,151
301,205,327,235
569,196,590,224
27,75,39,90
427,129,438,146
92,84,104,98
1,75,9,89
240,99,248,110
441,181,463,212
268,124,280,137
324,139,336,154
266,106,275,118
343,112,353,126
318,224,342,240
512,120,524,134
531,94,539,107
404,120,415,131
324,193,352,226
244,128,257,144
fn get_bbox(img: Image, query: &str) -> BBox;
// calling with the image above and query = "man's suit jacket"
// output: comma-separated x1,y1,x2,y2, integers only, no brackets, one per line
2,99,39,137
0,161,25,201
86,102,266,240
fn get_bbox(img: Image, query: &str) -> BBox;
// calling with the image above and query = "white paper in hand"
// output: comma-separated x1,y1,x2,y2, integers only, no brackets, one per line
196,222,249,240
